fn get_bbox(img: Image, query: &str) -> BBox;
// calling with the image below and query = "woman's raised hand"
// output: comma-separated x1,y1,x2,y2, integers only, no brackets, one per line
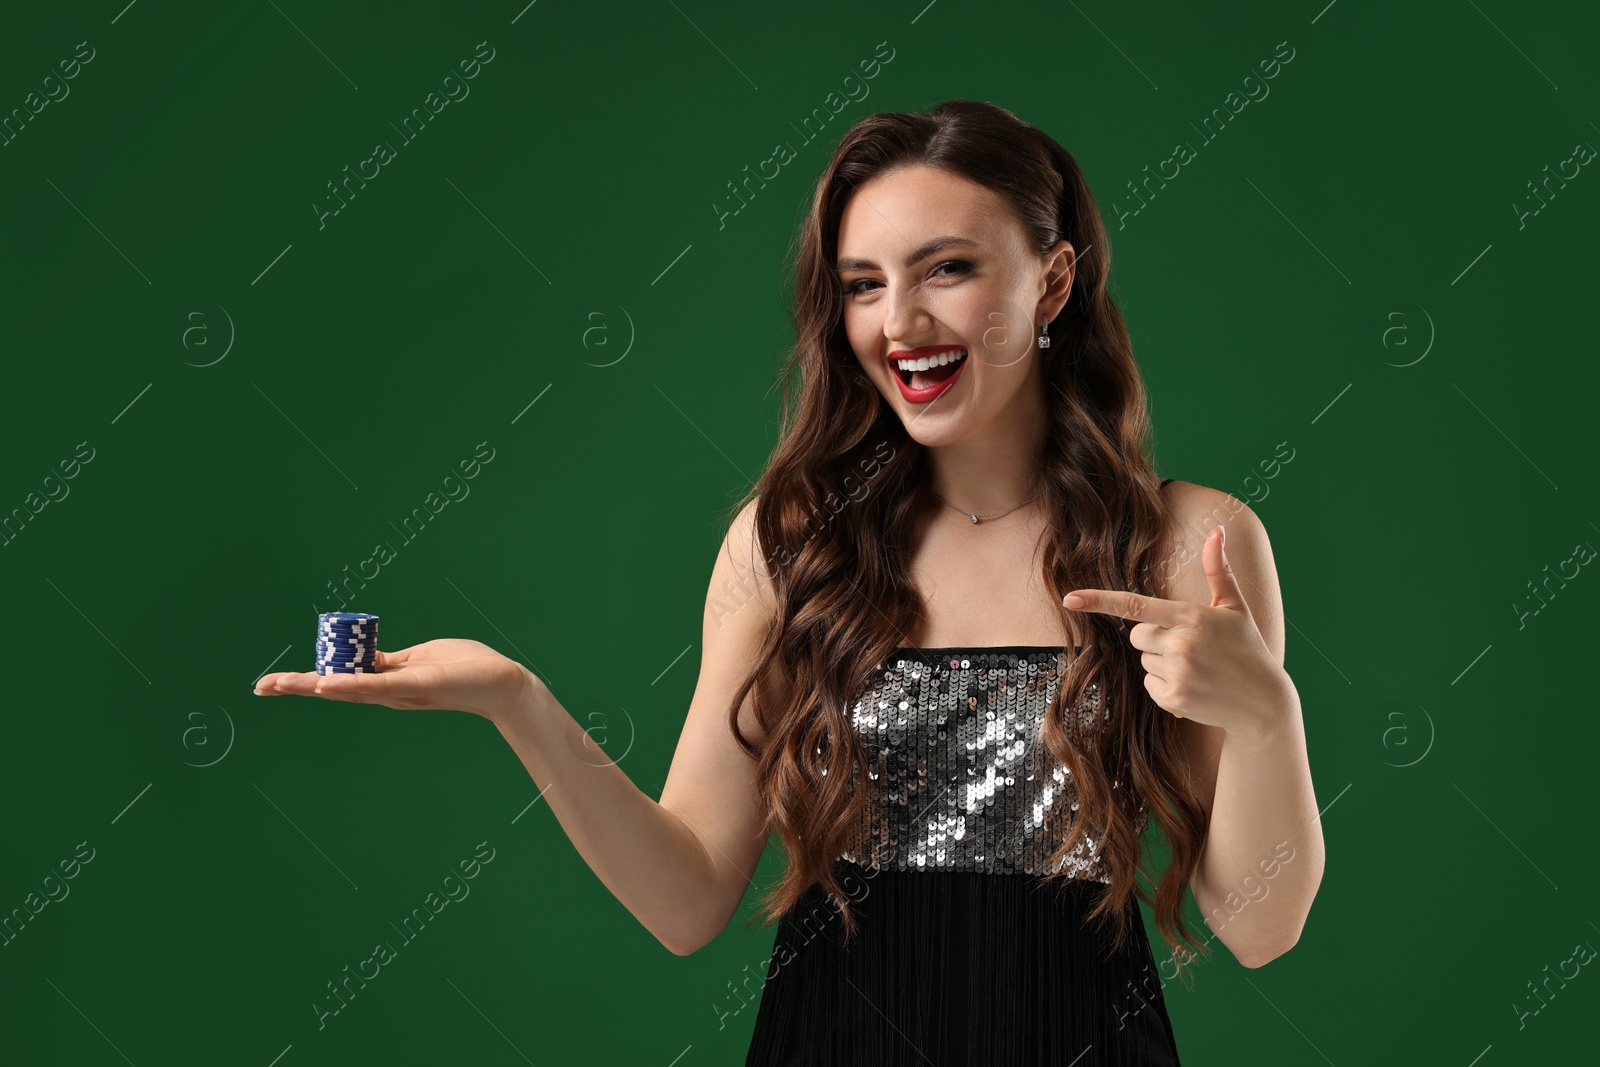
253,638,538,722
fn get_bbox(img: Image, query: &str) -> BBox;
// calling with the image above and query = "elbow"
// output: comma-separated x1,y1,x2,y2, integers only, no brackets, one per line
670,888,746,956
1236,930,1301,969
659,911,730,957
654,850,747,956
1227,870,1323,969
662,929,719,957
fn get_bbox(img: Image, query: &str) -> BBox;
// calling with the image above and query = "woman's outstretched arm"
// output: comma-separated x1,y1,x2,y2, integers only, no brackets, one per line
257,500,778,956
493,499,779,953
489,663,763,956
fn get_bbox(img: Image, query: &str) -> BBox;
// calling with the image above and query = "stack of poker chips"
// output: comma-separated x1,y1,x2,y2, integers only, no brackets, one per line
317,612,380,674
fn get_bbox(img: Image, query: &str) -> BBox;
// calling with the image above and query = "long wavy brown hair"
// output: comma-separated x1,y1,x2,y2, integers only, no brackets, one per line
722,99,1212,983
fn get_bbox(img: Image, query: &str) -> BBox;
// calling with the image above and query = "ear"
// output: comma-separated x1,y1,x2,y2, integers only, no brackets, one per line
1042,239,1076,321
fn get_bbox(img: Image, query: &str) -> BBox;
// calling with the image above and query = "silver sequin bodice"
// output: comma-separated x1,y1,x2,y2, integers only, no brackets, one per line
837,647,1146,881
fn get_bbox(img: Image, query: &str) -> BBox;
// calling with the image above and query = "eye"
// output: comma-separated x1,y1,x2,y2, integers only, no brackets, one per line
931,259,973,278
842,260,973,297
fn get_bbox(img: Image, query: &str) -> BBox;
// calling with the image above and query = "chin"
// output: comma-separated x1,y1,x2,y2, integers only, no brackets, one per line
893,404,979,449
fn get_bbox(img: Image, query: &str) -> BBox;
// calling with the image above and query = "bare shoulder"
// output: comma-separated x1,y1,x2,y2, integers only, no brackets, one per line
1153,480,1283,657
701,496,784,742
1153,480,1287,821
720,496,778,603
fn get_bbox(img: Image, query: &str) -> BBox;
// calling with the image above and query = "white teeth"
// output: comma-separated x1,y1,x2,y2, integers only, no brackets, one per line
895,349,966,372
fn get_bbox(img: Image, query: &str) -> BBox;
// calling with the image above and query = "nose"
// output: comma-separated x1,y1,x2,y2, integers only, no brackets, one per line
881,282,931,347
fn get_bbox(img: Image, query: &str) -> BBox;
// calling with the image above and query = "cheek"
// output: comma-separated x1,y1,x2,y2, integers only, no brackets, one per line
962,295,1034,369
844,315,881,376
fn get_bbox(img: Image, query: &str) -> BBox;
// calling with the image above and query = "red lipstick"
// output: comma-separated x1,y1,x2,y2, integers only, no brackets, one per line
886,344,969,405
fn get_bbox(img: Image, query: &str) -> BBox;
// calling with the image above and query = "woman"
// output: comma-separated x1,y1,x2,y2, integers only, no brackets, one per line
257,99,1323,1065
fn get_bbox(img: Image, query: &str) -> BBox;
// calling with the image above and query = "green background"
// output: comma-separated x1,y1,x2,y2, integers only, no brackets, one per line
2,0,1595,1063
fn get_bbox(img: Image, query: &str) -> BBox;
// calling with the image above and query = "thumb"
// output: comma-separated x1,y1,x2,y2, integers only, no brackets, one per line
1205,525,1251,616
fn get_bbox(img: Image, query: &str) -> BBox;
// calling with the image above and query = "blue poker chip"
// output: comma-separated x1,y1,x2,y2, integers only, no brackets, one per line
314,612,382,674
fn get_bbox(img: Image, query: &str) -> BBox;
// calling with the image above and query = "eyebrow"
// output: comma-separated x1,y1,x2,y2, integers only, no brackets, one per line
835,235,982,272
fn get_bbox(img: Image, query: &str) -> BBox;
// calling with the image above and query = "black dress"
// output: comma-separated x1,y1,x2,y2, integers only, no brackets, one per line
742,644,1184,1066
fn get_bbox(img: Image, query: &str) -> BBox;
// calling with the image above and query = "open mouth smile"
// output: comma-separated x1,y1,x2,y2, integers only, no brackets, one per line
886,345,968,404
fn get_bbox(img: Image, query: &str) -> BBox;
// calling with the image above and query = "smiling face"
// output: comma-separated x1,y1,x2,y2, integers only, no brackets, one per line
835,163,1073,446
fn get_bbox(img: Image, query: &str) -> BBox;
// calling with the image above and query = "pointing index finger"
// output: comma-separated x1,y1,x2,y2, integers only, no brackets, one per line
1062,588,1184,626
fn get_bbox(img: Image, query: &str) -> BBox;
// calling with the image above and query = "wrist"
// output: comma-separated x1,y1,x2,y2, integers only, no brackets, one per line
489,663,549,729
1225,675,1302,754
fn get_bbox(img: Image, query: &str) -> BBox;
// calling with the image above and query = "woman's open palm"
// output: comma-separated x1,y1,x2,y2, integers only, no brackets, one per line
254,638,534,721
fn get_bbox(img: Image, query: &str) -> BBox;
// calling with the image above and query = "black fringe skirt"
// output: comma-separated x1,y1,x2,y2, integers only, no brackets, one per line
743,860,1182,1066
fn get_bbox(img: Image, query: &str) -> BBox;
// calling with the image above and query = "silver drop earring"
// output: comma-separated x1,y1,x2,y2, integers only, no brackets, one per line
1037,316,1051,350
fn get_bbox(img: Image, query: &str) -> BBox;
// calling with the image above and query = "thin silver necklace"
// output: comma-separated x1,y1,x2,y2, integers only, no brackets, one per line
930,489,1042,524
